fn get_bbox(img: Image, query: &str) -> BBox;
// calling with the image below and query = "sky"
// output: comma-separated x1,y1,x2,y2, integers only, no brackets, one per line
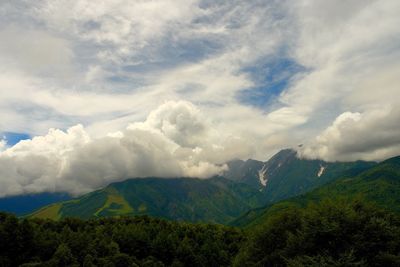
0,0,400,196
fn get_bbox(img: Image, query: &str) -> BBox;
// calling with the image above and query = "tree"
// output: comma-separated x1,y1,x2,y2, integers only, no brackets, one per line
83,254,95,267
51,243,77,267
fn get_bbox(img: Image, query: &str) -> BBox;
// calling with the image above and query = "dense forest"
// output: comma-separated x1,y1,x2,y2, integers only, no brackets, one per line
235,199,400,266
0,214,243,267
1,199,400,266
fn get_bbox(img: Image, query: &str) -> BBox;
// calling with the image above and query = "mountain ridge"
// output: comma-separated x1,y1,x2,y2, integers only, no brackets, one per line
29,176,266,224
0,192,71,216
10,149,380,224
223,148,376,203
232,155,400,227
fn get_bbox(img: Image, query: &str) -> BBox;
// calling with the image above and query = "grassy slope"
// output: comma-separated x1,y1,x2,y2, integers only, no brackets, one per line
29,177,265,224
30,203,62,220
94,187,134,217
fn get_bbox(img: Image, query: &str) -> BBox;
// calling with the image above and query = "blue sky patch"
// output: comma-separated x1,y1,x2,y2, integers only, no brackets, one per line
2,132,31,146
237,58,306,109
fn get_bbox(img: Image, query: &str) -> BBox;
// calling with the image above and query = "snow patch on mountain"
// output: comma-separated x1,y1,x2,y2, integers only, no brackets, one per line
258,165,268,187
317,165,326,177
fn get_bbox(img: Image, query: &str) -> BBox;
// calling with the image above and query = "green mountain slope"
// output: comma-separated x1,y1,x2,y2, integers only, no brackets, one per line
232,155,400,227
29,150,376,224
0,192,71,216
223,159,264,188
30,177,265,224
224,149,376,203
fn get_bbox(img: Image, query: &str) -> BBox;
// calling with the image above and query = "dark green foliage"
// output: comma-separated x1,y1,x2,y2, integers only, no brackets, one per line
234,199,400,267
82,254,96,267
0,213,244,266
51,243,78,266
2,199,400,266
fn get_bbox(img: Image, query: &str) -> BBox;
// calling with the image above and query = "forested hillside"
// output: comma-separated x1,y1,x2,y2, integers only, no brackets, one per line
29,177,265,224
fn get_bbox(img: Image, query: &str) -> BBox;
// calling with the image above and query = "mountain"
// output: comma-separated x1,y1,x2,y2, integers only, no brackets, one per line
223,159,264,188
29,176,265,224
232,155,400,227
27,149,376,223
224,149,376,203
0,192,71,216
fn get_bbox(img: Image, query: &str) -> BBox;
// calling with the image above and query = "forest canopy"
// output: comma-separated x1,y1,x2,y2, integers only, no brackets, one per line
0,199,399,266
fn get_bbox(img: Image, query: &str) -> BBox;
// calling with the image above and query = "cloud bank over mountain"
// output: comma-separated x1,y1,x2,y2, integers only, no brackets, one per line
0,101,255,196
299,107,400,162
0,0,400,195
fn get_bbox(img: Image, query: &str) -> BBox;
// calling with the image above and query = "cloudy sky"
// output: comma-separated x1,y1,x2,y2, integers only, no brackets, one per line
1,0,400,196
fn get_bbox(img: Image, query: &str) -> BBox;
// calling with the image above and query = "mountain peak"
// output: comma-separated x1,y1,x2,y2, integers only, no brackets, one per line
268,149,297,162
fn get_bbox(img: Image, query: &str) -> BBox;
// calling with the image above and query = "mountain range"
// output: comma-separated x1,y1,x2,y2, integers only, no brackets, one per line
223,149,376,203
25,149,386,224
233,155,400,227
0,192,71,216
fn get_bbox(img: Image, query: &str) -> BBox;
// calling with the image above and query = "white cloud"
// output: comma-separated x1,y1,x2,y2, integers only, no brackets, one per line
0,26,74,78
0,0,290,141
0,101,238,197
0,139,6,152
31,0,202,63
138,101,214,149
279,0,400,161
300,107,400,161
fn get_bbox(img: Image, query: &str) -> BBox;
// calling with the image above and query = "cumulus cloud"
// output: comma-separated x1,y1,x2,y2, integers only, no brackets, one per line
0,101,248,197
0,139,6,152
299,107,400,162
141,101,207,148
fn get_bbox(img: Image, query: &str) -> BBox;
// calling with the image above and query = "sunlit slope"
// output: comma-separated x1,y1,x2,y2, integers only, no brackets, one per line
30,176,265,224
